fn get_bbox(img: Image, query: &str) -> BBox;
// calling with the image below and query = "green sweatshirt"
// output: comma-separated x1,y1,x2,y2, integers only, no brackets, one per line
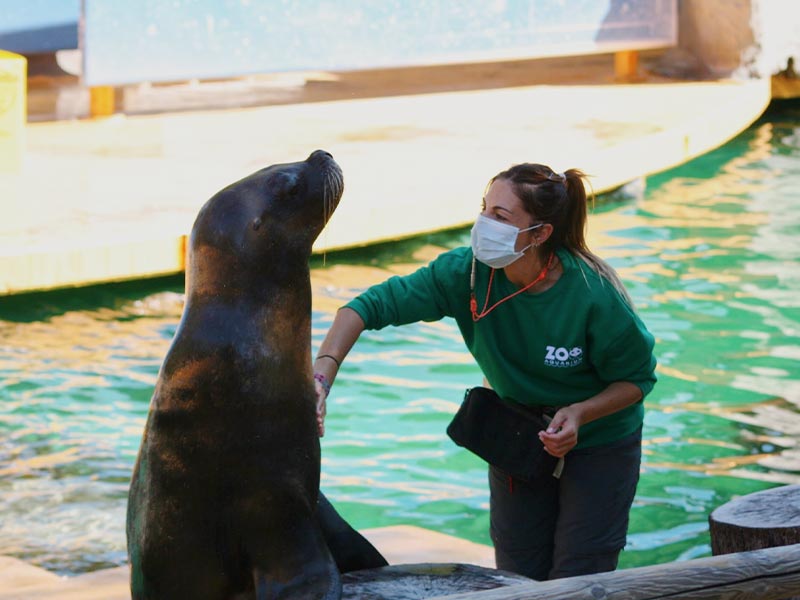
346,246,657,449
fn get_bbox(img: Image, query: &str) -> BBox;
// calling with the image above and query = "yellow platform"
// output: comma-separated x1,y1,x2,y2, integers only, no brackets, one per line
0,50,26,173
0,61,771,296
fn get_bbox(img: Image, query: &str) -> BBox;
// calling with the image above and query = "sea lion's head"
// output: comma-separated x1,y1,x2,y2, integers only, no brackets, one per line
187,150,343,291
241,149,344,248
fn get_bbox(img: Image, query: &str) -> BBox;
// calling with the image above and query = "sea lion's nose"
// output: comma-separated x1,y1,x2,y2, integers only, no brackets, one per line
309,149,333,161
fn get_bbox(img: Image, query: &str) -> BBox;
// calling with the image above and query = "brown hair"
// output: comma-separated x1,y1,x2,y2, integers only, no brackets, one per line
489,163,633,305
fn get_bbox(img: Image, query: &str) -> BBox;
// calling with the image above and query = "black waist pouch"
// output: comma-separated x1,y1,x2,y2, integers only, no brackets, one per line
447,386,559,482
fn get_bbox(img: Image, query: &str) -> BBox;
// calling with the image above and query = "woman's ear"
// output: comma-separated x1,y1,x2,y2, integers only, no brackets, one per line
532,223,554,246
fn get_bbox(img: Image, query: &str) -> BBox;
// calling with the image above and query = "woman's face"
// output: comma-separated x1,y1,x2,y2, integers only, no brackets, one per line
481,179,537,253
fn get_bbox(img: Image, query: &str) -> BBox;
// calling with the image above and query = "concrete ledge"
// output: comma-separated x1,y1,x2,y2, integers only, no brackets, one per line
0,557,59,596
0,236,185,295
0,75,771,296
0,526,494,600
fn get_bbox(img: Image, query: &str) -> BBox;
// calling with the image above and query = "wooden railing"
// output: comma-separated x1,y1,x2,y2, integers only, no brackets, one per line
433,484,800,599
431,542,800,600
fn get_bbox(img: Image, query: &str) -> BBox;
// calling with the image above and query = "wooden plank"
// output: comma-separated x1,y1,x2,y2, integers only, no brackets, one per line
429,543,800,600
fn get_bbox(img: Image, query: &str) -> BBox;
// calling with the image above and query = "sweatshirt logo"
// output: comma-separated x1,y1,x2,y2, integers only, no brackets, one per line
544,345,583,368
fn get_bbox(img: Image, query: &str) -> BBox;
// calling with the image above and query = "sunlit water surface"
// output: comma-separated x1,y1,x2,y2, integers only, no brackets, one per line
1,103,799,575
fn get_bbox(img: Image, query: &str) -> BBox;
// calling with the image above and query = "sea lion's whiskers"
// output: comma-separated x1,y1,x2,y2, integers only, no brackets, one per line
321,196,329,266
321,169,335,266
323,166,344,265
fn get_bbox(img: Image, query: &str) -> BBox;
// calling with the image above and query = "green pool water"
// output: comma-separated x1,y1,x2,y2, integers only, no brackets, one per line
1,102,798,576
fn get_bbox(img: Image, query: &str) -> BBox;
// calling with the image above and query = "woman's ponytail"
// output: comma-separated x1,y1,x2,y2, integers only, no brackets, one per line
562,169,634,306
561,168,589,255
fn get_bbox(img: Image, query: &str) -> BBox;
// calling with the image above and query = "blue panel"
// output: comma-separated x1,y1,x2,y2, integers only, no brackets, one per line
83,0,676,86
0,0,80,54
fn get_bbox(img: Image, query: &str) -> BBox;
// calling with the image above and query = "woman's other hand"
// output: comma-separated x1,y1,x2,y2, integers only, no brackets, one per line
538,405,582,457
538,382,644,456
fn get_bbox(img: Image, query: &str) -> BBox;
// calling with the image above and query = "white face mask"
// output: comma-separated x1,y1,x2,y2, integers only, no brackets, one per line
470,214,543,269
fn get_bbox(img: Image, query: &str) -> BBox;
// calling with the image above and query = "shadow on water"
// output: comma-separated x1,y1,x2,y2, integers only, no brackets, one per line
1,101,799,575
0,274,186,323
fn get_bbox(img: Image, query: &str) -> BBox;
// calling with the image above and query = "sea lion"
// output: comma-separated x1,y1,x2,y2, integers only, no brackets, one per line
126,150,386,600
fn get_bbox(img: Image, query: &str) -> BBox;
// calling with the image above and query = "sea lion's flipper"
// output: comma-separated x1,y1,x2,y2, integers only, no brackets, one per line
317,492,389,572
251,515,342,600
252,560,341,600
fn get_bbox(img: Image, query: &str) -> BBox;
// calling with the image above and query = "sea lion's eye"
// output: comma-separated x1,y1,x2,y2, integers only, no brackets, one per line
275,173,300,197
287,180,300,197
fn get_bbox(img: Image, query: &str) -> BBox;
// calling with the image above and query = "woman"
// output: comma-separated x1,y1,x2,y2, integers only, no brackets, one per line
312,162,657,580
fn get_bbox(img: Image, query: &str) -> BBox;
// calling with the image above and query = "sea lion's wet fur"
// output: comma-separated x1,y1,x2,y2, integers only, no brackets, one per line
127,151,383,599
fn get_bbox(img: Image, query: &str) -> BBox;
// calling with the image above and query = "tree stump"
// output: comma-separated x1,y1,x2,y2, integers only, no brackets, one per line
710,485,800,600
710,485,800,554
341,563,531,599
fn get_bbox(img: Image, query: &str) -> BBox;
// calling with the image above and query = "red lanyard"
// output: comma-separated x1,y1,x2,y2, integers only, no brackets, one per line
470,253,554,322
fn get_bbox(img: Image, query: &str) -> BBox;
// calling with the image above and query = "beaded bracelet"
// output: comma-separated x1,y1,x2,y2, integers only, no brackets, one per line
316,354,342,368
314,372,331,395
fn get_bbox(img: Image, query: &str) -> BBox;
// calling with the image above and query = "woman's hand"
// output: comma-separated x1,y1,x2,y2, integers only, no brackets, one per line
538,405,582,458
312,307,367,439
313,375,329,437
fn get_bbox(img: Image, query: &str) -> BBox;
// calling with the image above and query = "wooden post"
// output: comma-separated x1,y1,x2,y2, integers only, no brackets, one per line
710,485,800,554
615,50,639,82
90,85,115,117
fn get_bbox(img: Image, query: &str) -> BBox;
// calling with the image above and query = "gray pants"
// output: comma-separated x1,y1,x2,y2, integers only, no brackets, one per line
489,428,642,581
